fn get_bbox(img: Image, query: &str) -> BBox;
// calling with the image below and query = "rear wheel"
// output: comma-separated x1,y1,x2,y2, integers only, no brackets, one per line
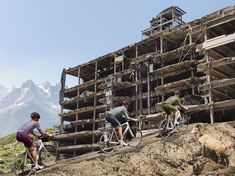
99,131,117,153
12,152,33,176
38,144,56,166
159,119,171,138
124,127,142,147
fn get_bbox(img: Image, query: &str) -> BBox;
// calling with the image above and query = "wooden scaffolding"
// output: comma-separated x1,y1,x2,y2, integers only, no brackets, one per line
56,6,235,159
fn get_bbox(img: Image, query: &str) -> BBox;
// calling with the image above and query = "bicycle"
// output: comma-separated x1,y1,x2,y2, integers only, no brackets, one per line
11,135,56,176
99,120,143,153
159,109,190,138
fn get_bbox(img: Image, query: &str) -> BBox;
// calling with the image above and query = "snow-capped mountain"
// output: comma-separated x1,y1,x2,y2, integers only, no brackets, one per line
0,84,9,99
0,80,61,136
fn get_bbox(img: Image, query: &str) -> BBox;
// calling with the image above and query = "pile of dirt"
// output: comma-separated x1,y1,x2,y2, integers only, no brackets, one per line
37,122,235,176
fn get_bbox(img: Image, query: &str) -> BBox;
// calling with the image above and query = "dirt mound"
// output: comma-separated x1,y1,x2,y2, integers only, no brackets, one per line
37,122,235,176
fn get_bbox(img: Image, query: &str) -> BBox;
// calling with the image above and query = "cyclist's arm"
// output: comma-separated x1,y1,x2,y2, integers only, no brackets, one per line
35,123,45,136
177,98,188,110
176,97,184,109
122,109,138,121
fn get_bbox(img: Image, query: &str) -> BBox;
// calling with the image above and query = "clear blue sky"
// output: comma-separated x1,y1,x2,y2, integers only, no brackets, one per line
0,0,234,88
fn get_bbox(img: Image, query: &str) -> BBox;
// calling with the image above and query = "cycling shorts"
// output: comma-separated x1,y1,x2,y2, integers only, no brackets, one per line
163,103,177,115
106,114,121,127
16,132,34,148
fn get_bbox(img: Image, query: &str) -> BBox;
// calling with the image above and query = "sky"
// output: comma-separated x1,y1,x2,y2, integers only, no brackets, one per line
0,0,234,88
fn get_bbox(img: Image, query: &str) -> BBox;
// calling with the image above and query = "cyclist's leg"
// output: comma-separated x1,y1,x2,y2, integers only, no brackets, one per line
163,104,176,124
174,106,181,125
106,114,124,144
16,132,35,164
27,145,37,165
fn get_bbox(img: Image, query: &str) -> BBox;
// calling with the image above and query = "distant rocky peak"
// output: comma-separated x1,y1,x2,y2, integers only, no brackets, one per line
21,80,36,89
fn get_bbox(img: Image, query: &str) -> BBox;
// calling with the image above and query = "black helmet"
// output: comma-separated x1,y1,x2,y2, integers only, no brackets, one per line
31,112,40,119
122,100,129,106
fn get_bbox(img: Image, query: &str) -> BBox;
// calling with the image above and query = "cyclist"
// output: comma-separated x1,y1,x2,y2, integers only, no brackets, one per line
16,112,47,170
163,90,188,125
106,100,138,146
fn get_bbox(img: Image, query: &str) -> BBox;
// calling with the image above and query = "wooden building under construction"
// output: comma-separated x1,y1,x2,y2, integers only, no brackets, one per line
56,6,235,159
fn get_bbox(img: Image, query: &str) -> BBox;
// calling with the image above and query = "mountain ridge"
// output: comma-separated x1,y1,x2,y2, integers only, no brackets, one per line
0,80,60,136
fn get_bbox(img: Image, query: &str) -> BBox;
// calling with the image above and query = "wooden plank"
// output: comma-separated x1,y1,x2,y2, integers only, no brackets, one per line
155,77,200,93
55,118,106,130
197,57,235,72
57,144,100,152
55,130,102,140
202,33,235,50
185,99,235,112
199,78,235,90
60,104,108,117
62,92,103,106
154,60,197,75
98,96,132,104
131,44,194,65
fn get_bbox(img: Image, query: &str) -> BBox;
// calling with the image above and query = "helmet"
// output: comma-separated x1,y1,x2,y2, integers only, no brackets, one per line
31,112,40,119
174,90,181,96
122,100,129,106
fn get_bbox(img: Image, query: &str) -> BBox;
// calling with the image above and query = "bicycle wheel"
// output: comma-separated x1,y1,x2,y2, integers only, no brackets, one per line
99,131,117,153
124,127,142,147
159,119,171,138
182,114,190,126
176,114,190,130
12,152,33,176
38,144,56,166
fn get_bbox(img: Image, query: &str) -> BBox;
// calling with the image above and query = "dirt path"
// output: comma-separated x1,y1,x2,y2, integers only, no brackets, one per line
32,122,235,176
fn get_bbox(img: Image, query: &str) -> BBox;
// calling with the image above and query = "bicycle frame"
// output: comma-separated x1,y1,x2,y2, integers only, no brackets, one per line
165,114,176,130
107,121,135,144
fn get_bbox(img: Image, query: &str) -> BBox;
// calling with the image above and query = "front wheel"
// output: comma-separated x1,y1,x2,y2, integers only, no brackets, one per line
176,114,190,130
99,131,117,153
38,144,56,166
124,127,142,147
159,119,171,138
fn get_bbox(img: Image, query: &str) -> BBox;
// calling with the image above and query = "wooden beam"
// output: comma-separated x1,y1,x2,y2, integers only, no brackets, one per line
154,60,197,75
199,78,235,90
202,33,235,50
155,77,200,93
210,69,230,79
197,57,235,72
60,104,108,118
55,130,102,140
57,144,100,152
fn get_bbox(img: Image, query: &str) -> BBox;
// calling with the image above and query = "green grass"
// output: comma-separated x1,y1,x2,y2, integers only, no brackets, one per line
0,133,25,173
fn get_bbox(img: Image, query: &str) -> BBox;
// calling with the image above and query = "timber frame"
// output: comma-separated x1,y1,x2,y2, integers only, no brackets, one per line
56,6,235,159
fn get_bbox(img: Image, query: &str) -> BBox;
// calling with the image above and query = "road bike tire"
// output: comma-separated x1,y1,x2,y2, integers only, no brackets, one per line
182,114,190,126
159,119,171,138
12,152,32,176
124,127,142,147
176,114,190,131
38,144,56,166
99,131,117,153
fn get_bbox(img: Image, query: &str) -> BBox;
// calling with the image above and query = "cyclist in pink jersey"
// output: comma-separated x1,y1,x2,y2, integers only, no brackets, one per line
16,112,47,170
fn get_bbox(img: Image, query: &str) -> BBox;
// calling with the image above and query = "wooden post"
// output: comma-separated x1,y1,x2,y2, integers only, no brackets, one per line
92,62,98,151
135,45,139,114
147,62,151,114
205,29,214,123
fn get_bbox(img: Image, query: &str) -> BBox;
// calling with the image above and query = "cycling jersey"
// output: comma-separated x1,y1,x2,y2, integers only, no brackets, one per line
17,120,44,135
